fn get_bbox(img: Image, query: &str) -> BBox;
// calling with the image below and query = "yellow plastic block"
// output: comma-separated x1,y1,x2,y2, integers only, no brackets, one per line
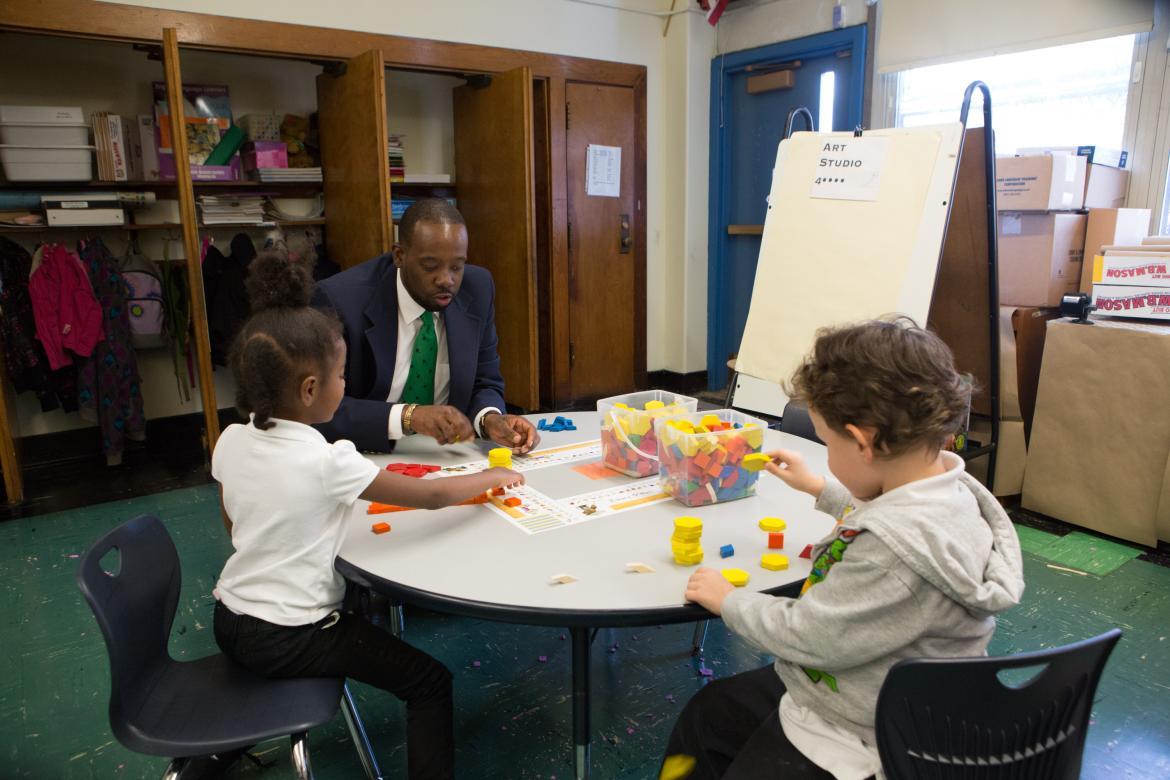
614,402,630,409
760,553,789,571
700,414,721,429
743,453,773,472
674,516,703,531
660,755,697,780
674,419,695,433
488,448,513,469
721,568,750,587
644,400,666,410
758,516,787,532
631,414,653,436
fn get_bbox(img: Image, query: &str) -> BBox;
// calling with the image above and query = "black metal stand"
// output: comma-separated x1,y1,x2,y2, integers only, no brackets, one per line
953,81,1000,489
571,625,592,780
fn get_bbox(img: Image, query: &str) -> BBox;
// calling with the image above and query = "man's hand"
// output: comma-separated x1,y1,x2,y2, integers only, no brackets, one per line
482,413,541,454
684,567,735,616
409,405,476,445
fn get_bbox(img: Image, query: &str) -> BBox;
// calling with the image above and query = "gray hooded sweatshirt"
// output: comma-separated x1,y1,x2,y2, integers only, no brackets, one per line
722,452,1025,747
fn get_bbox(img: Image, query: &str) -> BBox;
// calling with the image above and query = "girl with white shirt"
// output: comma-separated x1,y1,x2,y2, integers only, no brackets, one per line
212,249,521,780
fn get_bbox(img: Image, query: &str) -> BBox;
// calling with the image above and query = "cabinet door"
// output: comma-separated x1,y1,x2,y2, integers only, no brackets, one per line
454,67,539,411
318,50,393,269
566,82,638,399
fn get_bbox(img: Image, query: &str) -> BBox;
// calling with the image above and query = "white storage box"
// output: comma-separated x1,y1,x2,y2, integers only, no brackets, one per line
1092,254,1170,289
0,144,95,181
1092,285,1170,320
0,105,84,124
0,122,89,146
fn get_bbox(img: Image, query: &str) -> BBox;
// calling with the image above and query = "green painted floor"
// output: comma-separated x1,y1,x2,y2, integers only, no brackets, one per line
2,484,1169,778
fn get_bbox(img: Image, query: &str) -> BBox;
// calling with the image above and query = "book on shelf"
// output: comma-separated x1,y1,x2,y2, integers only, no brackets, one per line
91,112,133,182
46,207,126,226
402,173,452,184
152,82,235,180
387,134,406,183
197,194,266,225
137,115,160,181
253,167,322,183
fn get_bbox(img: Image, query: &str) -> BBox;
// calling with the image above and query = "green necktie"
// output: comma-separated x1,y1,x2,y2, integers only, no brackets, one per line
401,313,437,405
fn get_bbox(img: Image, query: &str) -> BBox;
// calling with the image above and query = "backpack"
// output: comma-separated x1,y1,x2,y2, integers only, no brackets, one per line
119,244,167,349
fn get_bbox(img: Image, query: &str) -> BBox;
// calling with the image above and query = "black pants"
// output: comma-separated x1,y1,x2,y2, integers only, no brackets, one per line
213,601,453,779
664,665,834,780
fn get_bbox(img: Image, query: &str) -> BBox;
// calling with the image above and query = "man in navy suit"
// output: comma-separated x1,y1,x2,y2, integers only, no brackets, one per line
315,198,540,454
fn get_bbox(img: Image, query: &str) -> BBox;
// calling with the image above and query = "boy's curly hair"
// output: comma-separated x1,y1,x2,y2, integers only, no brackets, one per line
784,317,971,456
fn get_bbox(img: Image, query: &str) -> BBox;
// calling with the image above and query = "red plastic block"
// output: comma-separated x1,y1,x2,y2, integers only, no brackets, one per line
371,522,391,534
800,544,813,559
768,532,785,549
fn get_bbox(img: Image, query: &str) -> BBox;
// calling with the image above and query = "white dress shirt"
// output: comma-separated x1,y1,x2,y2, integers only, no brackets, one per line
386,272,499,440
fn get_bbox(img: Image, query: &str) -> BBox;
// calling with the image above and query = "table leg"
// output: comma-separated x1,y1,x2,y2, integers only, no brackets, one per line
571,625,592,780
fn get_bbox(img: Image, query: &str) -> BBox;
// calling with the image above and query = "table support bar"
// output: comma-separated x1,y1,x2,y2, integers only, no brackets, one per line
571,625,592,780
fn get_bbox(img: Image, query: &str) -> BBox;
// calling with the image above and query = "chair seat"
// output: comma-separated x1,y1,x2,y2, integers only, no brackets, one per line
116,653,343,758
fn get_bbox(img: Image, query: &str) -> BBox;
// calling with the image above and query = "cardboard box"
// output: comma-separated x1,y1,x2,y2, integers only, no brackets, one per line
1092,253,1170,288
1092,285,1170,320
1080,208,1151,292
1083,163,1129,209
996,154,1086,211
998,212,1086,306
1023,319,1170,545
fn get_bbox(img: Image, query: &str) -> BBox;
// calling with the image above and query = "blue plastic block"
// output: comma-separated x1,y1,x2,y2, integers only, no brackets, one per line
565,424,577,431
719,544,734,558
537,418,548,431
734,422,743,429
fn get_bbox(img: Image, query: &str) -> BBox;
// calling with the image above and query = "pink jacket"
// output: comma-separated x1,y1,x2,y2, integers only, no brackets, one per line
29,244,104,370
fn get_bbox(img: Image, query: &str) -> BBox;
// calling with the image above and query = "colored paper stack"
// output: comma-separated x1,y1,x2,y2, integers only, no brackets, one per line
671,516,704,565
658,410,766,507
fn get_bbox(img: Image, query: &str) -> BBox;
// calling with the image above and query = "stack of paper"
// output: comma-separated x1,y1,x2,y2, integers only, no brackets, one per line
198,195,266,225
253,167,322,182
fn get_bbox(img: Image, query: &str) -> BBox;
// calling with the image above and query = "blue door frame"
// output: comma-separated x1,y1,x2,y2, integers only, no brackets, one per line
706,26,867,391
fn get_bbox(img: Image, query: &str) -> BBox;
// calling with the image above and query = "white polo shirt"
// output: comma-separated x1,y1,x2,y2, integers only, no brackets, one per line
213,417,380,626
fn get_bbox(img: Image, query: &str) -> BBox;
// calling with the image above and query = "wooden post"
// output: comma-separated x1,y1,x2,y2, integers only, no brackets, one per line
163,28,220,454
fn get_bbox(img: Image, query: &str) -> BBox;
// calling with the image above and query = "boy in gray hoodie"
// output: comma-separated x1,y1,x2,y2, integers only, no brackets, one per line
662,318,1025,780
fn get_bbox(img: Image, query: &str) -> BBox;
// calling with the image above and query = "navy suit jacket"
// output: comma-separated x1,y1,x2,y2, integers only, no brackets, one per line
313,253,506,452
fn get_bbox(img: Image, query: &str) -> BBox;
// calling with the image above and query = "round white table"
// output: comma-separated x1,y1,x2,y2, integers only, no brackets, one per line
336,411,834,779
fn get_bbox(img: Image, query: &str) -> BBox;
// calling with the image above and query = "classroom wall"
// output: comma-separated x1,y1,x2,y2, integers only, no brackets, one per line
716,0,870,54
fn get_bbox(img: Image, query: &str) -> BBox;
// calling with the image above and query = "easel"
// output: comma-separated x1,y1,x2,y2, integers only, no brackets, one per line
727,82,1000,488
928,81,1000,489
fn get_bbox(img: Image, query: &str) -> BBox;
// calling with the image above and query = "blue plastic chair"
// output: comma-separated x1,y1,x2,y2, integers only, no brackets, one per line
876,629,1121,779
76,514,384,779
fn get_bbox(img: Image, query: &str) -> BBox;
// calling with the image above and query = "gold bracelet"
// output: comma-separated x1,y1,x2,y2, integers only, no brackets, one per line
403,403,418,435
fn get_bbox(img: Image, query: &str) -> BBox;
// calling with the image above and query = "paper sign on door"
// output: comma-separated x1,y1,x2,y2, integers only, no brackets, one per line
586,144,621,197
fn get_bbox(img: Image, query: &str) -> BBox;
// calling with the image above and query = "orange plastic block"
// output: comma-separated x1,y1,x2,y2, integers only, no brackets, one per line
368,502,410,514
503,497,522,508
491,487,506,496
768,532,785,549
371,522,391,534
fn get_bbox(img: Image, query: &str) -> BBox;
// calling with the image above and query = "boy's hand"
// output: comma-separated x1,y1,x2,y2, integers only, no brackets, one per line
486,467,524,489
764,448,825,498
684,567,735,615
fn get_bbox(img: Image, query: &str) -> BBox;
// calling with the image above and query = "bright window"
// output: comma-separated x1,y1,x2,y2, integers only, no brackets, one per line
895,35,1136,155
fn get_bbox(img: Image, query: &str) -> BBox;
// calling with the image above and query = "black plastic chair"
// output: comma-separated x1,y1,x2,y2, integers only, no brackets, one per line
779,401,821,444
76,514,384,779
875,629,1122,779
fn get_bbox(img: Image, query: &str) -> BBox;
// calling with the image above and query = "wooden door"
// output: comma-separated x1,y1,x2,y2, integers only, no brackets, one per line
318,50,393,270
453,67,539,411
566,82,638,399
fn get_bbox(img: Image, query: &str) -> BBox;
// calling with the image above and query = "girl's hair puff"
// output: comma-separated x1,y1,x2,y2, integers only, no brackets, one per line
230,247,342,430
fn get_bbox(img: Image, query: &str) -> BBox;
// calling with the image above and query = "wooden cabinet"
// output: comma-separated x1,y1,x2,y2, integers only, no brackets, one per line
0,0,648,502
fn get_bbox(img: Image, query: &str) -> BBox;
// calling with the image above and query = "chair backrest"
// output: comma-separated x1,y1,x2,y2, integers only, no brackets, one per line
779,401,821,443
76,514,182,727
875,629,1122,780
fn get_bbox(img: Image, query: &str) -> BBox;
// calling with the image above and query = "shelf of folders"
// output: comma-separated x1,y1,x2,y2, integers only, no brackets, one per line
0,188,157,228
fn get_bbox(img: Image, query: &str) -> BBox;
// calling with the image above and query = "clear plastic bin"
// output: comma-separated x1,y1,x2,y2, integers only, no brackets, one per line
657,409,767,507
596,389,698,477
